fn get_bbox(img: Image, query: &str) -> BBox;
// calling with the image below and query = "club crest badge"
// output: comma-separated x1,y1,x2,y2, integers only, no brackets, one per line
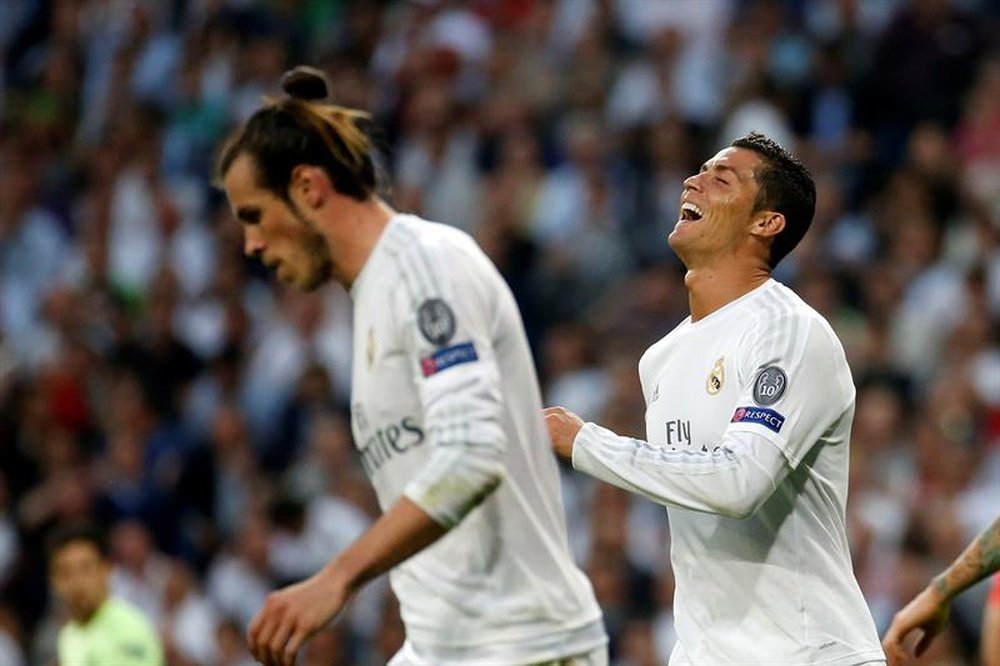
706,356,725,395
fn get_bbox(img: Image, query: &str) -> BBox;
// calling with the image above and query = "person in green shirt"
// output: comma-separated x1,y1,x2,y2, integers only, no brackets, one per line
48,524,164,666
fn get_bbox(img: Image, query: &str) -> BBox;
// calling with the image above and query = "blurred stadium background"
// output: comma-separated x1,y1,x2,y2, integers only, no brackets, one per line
1,0,999,664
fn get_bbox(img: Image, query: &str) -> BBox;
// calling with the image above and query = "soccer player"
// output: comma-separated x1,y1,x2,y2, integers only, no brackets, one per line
882,515,1000,665
546,133,885,664
48,523,163,666
216,67,607,666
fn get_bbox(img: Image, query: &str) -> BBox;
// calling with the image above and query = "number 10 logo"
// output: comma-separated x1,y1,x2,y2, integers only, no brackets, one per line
753,366,787,406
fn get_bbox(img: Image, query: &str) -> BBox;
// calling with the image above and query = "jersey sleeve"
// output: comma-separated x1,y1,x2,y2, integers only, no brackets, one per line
391,238,507,528
572,423,790,517
726,313,855,468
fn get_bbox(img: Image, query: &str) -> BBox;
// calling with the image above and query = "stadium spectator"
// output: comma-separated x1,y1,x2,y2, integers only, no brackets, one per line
47,523,163,666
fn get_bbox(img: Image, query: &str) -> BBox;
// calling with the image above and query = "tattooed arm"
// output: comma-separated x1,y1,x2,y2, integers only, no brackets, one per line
882,515,1000,665
932,515,1000,598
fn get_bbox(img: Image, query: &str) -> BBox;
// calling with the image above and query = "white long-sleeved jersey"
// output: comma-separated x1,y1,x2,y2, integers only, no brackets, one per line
573,279,884,665
349,214,606,664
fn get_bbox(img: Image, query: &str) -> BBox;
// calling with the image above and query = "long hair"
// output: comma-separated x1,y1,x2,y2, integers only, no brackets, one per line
215,66,376,201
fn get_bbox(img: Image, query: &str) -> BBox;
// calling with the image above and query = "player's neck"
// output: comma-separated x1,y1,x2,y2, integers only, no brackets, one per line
684,262,771,322
328,197,396,290
72,596,108,625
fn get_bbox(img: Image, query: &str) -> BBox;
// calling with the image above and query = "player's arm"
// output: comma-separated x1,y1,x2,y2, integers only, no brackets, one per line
932,514,1000,601
549,316,849,519
249,497,446,666
882,515,1000,665
547,407,788,518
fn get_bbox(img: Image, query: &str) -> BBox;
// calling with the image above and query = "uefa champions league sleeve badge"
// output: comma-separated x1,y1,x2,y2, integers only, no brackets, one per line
417,298,456,347
753,366,787,405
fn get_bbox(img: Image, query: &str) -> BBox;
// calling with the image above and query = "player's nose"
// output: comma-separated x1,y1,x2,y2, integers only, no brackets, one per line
244,233,265,258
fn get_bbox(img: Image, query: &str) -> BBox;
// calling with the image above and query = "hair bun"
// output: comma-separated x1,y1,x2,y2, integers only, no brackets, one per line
281,66,329,101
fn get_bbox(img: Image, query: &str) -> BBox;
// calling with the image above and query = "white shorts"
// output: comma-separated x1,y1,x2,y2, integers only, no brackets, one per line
387,641,609,666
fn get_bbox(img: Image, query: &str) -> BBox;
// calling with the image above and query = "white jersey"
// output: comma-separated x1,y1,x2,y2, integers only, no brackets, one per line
349,214,606,664
573,280,884,665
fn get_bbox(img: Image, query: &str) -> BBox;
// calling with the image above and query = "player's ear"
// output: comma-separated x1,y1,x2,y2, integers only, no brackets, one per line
750,211,785,240
290,165,327,210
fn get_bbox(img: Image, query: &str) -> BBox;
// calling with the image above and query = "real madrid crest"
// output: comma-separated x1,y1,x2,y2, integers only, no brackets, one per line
706,356,725,395
366,327,376,368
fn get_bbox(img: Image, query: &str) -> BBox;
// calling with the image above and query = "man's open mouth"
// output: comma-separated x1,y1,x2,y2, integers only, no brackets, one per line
680,202,704,222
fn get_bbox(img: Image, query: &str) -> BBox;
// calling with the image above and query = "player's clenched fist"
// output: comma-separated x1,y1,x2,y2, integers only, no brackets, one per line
247,568,350,666
543,406,585,460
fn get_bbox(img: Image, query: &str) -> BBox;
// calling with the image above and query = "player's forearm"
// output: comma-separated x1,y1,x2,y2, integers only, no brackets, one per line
322,496,449,596
572,422,786,518
932,515,1000,601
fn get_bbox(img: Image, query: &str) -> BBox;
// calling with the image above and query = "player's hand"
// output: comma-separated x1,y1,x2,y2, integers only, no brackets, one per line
543,406,584,460
882,585,951,666
247,568,350,666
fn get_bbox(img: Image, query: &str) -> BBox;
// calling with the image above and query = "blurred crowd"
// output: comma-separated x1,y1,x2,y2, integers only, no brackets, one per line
1,0,999,664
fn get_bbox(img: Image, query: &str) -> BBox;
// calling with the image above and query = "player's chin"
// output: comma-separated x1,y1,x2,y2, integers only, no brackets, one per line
667,224,689,247
275,261,305,288
296,270,328,292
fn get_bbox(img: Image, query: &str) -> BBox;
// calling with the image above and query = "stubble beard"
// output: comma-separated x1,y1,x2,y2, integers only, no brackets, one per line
292,205,335,291
301,228,333,291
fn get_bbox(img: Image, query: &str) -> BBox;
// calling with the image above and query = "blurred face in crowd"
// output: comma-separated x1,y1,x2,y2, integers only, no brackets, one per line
669,147,777,267
50,540,109,623
223,153,333,291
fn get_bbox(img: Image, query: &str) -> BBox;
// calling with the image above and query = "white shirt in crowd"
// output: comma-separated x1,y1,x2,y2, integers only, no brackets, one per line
573,279,884,665
349,214,606,664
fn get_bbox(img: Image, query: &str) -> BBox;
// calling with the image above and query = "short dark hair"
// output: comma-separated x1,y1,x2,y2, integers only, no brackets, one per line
730,132,816,269
47,523,109,563
215,66,377,202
